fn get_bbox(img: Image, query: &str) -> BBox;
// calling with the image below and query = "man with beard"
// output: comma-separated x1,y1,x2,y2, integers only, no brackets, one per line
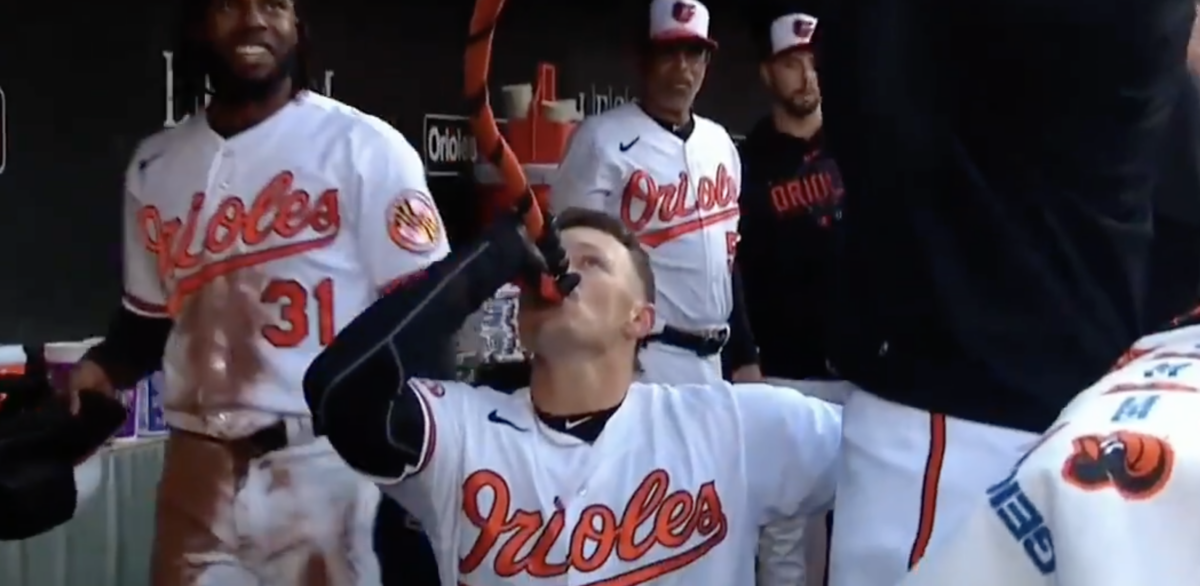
733,8,847,586
549,0,761,386
735,6,848,403
60,0,450,583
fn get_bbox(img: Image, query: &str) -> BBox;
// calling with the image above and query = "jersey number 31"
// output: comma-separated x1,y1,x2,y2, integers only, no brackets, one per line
260,278,335,348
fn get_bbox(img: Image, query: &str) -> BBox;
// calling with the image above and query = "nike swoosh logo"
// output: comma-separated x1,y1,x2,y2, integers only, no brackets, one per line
564,417,592,429
488,410,528,432
619,137,640,152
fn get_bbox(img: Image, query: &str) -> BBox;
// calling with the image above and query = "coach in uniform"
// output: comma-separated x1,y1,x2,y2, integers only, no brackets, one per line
549,0,761,386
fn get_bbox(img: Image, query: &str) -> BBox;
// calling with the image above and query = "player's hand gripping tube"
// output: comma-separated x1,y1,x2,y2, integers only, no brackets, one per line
465,0,579,303
305,212,552,444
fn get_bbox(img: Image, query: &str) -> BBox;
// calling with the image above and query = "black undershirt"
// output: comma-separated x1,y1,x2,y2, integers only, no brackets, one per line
638,104,695,141
533,402,623,443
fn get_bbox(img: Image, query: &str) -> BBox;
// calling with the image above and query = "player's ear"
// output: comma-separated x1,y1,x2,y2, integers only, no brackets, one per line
626,302,655,341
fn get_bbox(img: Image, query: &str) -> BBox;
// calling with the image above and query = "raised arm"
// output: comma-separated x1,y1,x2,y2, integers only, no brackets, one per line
738,383,842,520
303,213,540,487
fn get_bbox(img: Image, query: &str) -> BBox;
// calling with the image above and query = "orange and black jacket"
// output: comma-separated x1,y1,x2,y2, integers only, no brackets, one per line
732,118,845,381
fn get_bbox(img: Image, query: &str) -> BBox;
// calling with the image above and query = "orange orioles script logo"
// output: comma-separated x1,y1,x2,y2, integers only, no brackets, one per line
1062,431,1175,501
137,171,340,314
620,165,738,248
459,468,728,584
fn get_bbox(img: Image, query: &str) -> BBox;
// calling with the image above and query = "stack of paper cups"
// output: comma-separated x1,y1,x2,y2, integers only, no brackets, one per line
45,340,137,441
542,99,583,123
137,371,167,437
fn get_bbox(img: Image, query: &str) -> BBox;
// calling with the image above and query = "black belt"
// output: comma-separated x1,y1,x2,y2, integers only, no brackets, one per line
172,420,291,460
646,325,729,357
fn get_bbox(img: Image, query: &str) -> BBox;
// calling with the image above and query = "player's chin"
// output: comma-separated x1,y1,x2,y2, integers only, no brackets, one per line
229,64,279,82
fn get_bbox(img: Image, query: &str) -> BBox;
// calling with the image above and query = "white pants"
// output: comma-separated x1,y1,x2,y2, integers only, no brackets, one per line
828,388,1036,586
150,429,381,586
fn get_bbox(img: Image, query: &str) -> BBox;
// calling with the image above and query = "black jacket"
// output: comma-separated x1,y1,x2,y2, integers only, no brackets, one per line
1145,73,1200,328
737,118,845,380
818,0,1194,431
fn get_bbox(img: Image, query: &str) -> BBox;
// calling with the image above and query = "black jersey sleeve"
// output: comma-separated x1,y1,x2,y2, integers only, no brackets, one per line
304,215,538,480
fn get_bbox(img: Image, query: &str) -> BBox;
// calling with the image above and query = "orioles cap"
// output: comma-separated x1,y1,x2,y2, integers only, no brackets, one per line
648,0,718,49
769,12,818,57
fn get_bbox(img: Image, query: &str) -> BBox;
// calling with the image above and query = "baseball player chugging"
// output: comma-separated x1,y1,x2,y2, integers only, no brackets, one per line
548,0,760,386
305,5,840,581
304,203,842,586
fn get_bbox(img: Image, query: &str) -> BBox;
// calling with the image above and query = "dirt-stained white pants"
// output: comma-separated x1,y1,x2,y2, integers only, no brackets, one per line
150,428,381,586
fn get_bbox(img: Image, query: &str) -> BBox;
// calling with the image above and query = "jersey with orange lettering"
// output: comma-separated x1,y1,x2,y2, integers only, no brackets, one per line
900,313,1200,586
122,91,450,437
548,103,741,383
373,379,841,586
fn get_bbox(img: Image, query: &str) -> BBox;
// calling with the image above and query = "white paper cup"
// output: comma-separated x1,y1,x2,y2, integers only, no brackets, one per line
501,84,534,119
0,345,25,374
542,99,582,123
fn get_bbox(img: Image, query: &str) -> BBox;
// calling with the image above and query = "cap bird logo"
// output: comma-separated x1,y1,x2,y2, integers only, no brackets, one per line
793,17,817,43
672,2,696,23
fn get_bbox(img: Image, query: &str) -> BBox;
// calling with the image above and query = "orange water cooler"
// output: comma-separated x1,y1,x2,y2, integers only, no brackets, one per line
475,63,581,223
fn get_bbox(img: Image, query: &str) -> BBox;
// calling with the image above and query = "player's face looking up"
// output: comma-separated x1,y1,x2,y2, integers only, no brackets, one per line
518,226,655,362
641,41,710,120
761,49,820,118
199,0,299,102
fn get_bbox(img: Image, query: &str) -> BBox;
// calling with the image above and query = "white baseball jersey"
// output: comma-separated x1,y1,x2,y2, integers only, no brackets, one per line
900,318,1200,586
374,379,841,585
122,91,449,437
549,103,742,330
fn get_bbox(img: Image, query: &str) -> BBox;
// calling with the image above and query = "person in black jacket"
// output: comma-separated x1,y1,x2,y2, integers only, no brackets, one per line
810,0,1195,584
734,4,850,406
735,8,849,586
1144,70,1200,328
